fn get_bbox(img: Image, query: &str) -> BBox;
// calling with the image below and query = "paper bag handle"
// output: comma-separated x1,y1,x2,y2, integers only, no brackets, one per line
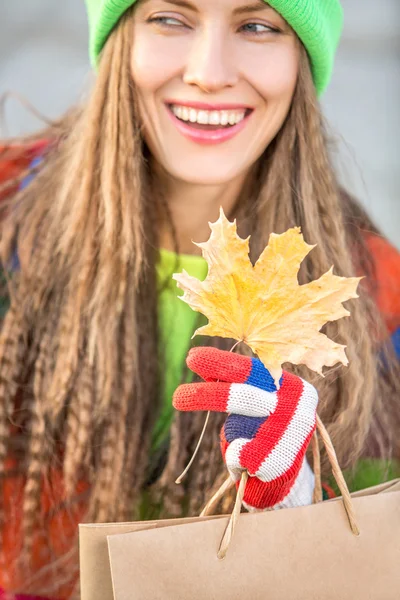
200,414,360,559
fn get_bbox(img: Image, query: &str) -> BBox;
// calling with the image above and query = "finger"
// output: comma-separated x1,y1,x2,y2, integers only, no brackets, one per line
242,476,279,510
220,425,229,459
224,437,249,481
241,458,314,510
241,476,285,510
221,415,268,464
173,381,278,417
187,347,279,392
223,414,267,444
239,373,318,480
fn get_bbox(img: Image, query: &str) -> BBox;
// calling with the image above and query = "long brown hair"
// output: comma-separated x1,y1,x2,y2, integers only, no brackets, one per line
0,6,399,596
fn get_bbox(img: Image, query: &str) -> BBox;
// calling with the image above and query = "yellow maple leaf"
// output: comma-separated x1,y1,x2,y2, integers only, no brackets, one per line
173,208,362,387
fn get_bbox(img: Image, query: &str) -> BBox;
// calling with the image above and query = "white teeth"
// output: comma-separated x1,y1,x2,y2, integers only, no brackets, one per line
228,112,237,125
197,110,209,124
209,111,220,125
171,104,246,126
220,111,229,126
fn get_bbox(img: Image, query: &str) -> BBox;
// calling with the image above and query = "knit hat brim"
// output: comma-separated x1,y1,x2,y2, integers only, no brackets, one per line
85,0,343,96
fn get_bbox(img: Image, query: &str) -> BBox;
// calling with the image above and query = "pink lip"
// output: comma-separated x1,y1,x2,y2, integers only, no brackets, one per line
165,104,252,145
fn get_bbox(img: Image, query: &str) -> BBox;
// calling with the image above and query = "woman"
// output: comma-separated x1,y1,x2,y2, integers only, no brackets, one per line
0,0,399,597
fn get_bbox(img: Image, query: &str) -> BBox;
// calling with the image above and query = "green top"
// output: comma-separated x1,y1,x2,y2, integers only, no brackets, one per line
152,247,208,450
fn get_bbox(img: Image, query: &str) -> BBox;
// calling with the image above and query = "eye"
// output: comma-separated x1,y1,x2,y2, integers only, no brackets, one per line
240,22,280,35
148,15,188,29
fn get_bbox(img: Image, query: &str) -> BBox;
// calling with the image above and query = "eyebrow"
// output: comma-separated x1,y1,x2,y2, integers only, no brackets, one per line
233,1,273,15
156,0,272,15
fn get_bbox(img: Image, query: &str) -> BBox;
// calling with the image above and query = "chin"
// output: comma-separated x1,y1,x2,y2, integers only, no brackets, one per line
166,162,247,186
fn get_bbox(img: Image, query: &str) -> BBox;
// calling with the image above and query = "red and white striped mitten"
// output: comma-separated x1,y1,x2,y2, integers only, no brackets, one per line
173,347,318,510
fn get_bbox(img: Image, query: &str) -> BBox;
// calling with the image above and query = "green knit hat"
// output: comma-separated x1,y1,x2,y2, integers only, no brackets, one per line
84,0,343,96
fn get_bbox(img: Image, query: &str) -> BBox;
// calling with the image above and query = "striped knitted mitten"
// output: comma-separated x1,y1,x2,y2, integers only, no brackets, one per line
173,347,318,511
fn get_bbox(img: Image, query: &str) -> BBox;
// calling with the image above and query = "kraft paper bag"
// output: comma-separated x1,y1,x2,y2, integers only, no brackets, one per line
107,482,400,600
79,479,400,600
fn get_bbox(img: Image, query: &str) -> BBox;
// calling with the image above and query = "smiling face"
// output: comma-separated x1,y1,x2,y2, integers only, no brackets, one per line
131,0,300,185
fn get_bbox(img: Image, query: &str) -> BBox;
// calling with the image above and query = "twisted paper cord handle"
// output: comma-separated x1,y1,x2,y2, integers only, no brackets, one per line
312,427,323,503
316,415,360,536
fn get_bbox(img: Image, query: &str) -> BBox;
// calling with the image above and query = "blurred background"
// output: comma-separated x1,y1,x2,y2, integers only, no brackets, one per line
1,0,399,246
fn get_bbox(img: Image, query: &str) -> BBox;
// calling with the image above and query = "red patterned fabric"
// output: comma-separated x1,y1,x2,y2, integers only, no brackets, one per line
0,455,88,598
0,591,51,600
0,141,49,202
363,233,400,335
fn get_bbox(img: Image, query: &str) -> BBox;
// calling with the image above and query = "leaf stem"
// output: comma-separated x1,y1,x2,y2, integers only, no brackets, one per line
175,411,210,484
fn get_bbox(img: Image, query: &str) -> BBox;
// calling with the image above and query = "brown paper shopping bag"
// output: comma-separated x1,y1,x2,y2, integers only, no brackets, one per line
79,480,400,600
79,414,400,600
106,480,400,600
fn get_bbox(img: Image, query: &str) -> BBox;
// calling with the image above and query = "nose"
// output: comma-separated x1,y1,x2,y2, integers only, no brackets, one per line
183,25,238,92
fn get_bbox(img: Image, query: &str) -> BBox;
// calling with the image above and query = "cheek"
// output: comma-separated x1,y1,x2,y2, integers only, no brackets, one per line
130,28,185,93
245,43,299,103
